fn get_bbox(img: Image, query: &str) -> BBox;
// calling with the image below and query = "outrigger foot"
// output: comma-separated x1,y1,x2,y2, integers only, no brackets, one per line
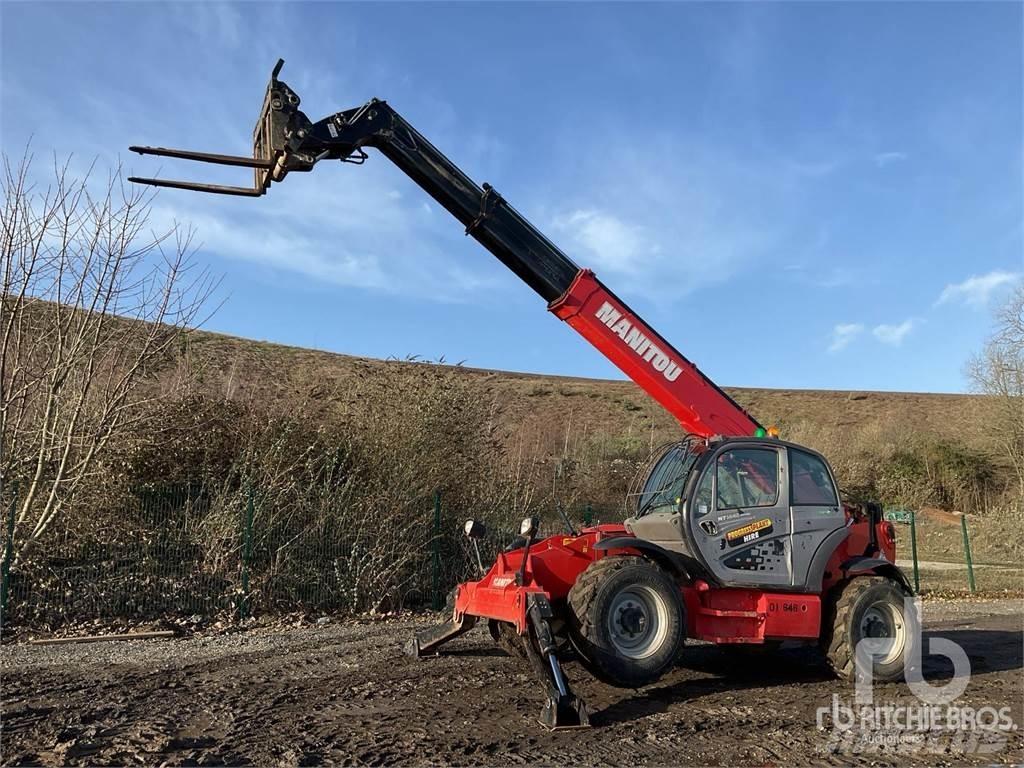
405,610,476,658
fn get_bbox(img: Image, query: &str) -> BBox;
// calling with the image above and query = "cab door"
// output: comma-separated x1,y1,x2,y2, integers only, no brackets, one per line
787,446,845,590
687,443,794,588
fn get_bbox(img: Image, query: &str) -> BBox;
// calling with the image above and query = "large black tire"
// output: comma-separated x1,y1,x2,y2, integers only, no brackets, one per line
821,576,914,683
567,557,685,688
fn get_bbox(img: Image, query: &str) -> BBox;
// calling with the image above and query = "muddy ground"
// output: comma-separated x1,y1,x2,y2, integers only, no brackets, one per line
2,599,1021,766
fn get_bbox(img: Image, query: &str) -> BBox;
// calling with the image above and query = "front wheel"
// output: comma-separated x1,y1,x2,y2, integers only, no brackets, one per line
567,557,685,688
821,576,914,683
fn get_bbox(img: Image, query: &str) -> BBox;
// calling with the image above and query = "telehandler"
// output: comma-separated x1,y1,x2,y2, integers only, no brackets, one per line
130,60,914,729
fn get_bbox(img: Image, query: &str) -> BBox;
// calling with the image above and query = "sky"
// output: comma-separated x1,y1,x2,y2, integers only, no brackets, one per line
2,1,1022,393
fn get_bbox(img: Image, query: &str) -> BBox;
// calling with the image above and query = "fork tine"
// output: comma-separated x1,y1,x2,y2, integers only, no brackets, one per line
129,146,274,170
127,177,265,197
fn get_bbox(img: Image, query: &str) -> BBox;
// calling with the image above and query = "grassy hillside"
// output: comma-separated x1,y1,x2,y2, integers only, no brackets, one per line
157,327,1014,518
176,329,983,442
6,317,1018,627
176,328,984,454
166,331,1021,592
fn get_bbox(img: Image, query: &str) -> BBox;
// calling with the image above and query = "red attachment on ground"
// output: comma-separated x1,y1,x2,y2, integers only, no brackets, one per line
548,270,761,438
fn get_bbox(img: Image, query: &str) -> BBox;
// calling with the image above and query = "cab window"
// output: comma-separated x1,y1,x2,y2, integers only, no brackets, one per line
715,448,779,509
635,443,700,517
693,469,714,517
789,449,838,506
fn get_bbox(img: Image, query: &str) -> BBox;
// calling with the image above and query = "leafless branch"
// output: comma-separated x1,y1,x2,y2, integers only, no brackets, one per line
1,151,216,550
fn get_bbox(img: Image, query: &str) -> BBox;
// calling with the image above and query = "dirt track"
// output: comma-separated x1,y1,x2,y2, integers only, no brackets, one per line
2,599,1021,766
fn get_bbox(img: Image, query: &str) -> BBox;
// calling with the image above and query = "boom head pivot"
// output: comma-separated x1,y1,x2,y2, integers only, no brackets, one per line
128,59,374,197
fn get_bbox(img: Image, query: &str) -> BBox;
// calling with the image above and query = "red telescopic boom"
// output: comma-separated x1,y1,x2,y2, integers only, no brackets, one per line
128,60,763,439
550,270,759,437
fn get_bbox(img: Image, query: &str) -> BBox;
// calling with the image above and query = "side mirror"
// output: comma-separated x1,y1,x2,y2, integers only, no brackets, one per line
463,519,488,539
519,516,539,539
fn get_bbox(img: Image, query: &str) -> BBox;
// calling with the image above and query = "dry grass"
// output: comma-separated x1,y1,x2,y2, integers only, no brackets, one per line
163,328,1014,513
172,329,993,461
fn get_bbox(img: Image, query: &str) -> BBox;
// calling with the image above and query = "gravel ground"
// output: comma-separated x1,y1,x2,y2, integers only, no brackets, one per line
1,599,1021,766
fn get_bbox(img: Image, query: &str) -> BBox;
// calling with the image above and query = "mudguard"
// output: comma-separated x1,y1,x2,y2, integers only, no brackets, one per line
803,526,852,593
841,556,915,595
593,536,693,581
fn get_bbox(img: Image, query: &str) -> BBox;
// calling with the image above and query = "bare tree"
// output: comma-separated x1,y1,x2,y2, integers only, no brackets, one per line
0,150,215,550
966,284,1024,501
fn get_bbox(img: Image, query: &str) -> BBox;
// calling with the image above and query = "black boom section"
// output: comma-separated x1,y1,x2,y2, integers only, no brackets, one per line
371,108,580,302
296,98,581,302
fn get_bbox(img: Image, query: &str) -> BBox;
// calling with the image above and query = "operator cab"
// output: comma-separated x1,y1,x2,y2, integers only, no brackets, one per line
625,437,848,592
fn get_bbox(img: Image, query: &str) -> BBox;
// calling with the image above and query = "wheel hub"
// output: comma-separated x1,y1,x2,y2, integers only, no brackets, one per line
617,602,648,637
859,603,906,665
863,614,890,638
606,585,670,660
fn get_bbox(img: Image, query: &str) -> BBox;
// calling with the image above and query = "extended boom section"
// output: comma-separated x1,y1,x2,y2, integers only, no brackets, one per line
551,271,761,437
129,59,760,438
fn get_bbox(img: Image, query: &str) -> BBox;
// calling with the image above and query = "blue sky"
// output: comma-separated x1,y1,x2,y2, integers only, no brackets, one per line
3,2,1021,393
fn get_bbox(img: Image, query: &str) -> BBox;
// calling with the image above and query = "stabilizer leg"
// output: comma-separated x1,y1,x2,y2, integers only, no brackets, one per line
524,595,589,730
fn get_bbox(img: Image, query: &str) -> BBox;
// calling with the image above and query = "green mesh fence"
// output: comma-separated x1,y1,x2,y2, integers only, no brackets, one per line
0,483,584,629
3,484,234,626
5,486,1014,630
886,507,1022,594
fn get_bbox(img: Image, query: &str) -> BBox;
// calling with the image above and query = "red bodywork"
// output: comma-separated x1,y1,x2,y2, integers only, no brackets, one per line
453,519,896,644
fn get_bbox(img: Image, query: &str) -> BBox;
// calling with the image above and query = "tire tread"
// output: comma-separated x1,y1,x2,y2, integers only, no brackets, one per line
567,556,683,688
821,576,901,682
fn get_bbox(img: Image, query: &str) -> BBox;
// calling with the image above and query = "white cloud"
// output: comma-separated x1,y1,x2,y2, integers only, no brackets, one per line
872,319,916,346
144,153,498,302
874,151,908,168
935,270,1021,308
150,205,388,290
550,210,652,273
828,323,864,353
538,132,803,300
827,318,918,353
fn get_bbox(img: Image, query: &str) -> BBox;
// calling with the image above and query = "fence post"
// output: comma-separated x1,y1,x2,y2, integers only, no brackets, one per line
1,481,18,625
431,490,442,610
239,485,254,619
909,510,920,593
960,514,976,593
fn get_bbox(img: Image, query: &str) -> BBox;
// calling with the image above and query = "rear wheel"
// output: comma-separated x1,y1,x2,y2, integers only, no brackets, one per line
567,557,685,688
821,576,913,683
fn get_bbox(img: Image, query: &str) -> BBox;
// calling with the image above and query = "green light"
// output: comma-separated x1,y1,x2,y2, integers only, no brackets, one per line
754,427,767,438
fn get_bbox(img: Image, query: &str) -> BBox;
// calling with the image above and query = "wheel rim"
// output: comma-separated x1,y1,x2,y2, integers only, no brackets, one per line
606,584,670,660
859,601,906,665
